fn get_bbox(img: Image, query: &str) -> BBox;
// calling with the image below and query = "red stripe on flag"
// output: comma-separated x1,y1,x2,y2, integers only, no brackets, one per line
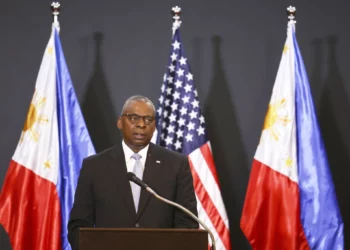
188,157,231,250
0,160,62,250
240,159,309,250
200,143,221,189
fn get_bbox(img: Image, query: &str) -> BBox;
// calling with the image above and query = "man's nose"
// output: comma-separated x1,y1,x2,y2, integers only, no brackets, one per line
136,118,146,127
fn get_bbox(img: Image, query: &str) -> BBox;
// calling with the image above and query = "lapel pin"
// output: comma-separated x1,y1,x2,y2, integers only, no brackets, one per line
156,160,161,163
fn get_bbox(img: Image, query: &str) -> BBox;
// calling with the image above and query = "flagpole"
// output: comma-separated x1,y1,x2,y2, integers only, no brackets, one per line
287,5,296,24
168,7,216,250
171,6,182,36
51,2,61,28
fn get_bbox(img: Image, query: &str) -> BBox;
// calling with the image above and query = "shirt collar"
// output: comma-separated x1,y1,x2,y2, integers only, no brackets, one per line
122,140,149,161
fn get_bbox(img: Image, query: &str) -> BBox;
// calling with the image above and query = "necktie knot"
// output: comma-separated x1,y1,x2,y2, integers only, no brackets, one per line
131,153,142,161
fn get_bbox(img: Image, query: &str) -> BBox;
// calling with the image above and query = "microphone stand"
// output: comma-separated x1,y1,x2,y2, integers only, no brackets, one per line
145,186,216,250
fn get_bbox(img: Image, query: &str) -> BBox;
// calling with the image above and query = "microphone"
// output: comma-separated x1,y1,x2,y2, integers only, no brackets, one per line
127,172,149,189
127,172,216,250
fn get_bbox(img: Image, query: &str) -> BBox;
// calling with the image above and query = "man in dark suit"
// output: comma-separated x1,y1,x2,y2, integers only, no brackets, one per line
68,95,198,249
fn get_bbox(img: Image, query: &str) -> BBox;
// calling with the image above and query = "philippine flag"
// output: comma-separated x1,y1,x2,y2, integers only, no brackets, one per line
0,23,95,250
240,16,344,250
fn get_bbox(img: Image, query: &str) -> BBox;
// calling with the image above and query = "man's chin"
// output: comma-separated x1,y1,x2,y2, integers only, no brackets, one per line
132,140,150,147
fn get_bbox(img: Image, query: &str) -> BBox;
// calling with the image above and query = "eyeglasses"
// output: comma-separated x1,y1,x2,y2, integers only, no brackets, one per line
122,113,155,125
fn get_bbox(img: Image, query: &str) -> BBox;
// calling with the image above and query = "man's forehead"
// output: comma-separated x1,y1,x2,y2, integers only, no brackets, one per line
124,100,154,114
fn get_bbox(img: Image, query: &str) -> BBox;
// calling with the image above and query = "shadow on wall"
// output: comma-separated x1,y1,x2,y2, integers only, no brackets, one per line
317,36,350,249
203,35,251,250
309,38,325,105
81,32,121,153
191,37,203,95
0,226,11,250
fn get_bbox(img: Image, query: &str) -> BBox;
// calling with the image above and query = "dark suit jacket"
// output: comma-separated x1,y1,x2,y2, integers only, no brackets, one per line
68,142,198,249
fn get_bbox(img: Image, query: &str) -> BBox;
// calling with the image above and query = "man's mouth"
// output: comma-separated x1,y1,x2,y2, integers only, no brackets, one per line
134,133,146,139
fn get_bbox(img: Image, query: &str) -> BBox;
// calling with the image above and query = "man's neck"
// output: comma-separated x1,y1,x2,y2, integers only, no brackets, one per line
123,141,148,153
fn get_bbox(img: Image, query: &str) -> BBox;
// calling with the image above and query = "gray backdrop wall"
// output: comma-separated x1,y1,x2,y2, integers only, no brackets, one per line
1,1,349,249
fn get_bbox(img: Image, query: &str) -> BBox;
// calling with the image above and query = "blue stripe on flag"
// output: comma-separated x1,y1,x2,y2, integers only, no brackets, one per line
54,29,96,250
294,26,344,249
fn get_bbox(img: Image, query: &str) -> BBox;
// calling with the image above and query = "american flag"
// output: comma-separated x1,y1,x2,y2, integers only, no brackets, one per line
154,10,231,250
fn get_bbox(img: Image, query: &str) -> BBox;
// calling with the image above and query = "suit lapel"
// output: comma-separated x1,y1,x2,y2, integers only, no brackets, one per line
108,144,137,219
136,143,163,220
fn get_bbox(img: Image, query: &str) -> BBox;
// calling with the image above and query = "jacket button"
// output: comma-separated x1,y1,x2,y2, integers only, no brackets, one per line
135,223,140,228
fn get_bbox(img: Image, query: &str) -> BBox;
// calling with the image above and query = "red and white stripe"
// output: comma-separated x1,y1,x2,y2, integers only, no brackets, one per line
240,23,309,250
0,24,62,250
189,142,231,250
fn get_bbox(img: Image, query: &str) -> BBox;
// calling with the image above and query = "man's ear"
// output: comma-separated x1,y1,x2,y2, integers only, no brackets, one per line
117,117,122,130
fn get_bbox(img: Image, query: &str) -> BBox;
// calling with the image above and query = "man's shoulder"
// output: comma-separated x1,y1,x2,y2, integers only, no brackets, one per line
84,144,120,163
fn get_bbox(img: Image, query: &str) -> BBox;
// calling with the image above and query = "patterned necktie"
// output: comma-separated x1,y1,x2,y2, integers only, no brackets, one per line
130,153,143,213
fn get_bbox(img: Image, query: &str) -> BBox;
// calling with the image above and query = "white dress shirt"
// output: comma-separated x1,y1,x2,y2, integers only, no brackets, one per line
122,140,149,175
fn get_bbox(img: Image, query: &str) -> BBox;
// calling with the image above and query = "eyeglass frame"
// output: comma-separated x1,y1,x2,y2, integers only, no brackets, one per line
121,113,155,125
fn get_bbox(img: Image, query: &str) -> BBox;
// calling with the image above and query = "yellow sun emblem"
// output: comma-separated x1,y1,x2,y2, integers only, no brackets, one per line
285,157,293,167
20,91,49,143
262,98,290,141
44,160,52,169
